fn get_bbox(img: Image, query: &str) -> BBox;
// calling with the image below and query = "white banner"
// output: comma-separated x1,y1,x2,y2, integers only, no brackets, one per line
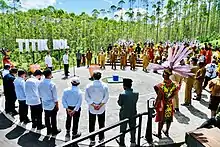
16,39,69,52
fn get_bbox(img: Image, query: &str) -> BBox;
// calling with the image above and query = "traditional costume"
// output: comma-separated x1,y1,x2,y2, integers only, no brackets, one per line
148,45,193,138
110,49,118,70
120,50,126,70
86,50,93,68
194,62,206,100
98,51,106,69
206,49,212,64
208,67,220,117
142,51,149,72
170,73,183,111
129,52,136,70
147,47,154,63
183,58,199,105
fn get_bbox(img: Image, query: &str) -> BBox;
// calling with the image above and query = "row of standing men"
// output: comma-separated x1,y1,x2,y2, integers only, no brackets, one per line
3,67,139,146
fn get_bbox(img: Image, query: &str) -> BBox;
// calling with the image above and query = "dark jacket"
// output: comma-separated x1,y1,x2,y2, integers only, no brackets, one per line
3,73,16,98
118,89,139,119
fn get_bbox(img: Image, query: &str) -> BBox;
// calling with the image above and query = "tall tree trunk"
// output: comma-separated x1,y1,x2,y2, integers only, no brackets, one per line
206,1,212,36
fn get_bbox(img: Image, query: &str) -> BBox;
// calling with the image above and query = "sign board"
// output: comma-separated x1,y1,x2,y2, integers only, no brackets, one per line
16,39,69,52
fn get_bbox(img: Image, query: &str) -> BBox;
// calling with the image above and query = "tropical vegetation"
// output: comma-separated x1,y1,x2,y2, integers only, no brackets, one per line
0,0,219,70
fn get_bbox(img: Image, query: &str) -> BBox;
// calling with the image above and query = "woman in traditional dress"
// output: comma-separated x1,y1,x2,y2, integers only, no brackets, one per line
148,45,194,139
154,69,177,138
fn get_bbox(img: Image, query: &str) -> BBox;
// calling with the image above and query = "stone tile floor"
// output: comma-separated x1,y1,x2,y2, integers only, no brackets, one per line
0,66,211,146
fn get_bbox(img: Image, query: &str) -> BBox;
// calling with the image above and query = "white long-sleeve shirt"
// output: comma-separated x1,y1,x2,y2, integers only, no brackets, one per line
45,55,53,68
62,86,82,111
14,77,26,101
63,54,69,64
85,80,109,114
25,76,41,106
38,79,58,111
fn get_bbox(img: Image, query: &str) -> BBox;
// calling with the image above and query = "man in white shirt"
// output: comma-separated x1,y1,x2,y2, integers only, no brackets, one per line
63,50,69,78
203,60,217,89
38,69,61,135
85,71,109,145
25,70,45,130
62,76,82,138
45,51,53,71
14,70,30,123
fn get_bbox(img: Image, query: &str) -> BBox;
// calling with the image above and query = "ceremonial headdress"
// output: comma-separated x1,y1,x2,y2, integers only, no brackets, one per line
148,45,194,77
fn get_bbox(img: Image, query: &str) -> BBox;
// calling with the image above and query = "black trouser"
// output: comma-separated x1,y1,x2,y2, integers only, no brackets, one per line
5,94,16,113
203,76,213,88
77,59,81,67
111,62,116,69
30,104,43,127
64,64,69,77
120,116,136,144
89,112,105,141
44,106,58,132
66,106,81,135
18,100,29,122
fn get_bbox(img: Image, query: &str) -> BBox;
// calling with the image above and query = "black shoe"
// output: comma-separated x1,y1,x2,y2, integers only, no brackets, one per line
193,97,201,101
23,119,31,124
152,132,162,139
11,111,18,116
32,124,37,128
47,129,52,135
115,139,126,146
175,108,179,112
98,139,105,143
52,129,61,135
90,140,96,146
37,125,46,130
72,132,81,139
181,103,190,107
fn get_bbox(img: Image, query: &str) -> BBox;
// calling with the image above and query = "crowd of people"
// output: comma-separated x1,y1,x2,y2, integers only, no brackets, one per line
1,40,220,146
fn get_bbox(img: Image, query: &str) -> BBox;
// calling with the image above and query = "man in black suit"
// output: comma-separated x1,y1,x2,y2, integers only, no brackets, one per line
3,68,18,115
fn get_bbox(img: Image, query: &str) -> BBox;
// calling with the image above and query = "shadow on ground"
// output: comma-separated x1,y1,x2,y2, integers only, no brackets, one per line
174,112,190,124
186,105,208,120
0,113,64,147
200,99,209,108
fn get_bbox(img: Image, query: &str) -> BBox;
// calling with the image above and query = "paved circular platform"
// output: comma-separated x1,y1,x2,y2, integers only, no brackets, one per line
0,66,212,146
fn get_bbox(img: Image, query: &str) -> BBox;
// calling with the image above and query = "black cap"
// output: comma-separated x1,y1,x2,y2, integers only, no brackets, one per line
4,64,10,69
93,71,102,80
123,78,133,87
18,69,26,77
10,68,18,74
33,70,42,76
43,69,52,78
191,57,198,63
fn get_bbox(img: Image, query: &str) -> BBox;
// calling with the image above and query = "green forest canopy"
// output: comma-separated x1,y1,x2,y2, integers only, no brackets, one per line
0,0,219,70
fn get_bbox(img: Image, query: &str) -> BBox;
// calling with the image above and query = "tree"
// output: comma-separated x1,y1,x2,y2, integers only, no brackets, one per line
91,9,100,18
